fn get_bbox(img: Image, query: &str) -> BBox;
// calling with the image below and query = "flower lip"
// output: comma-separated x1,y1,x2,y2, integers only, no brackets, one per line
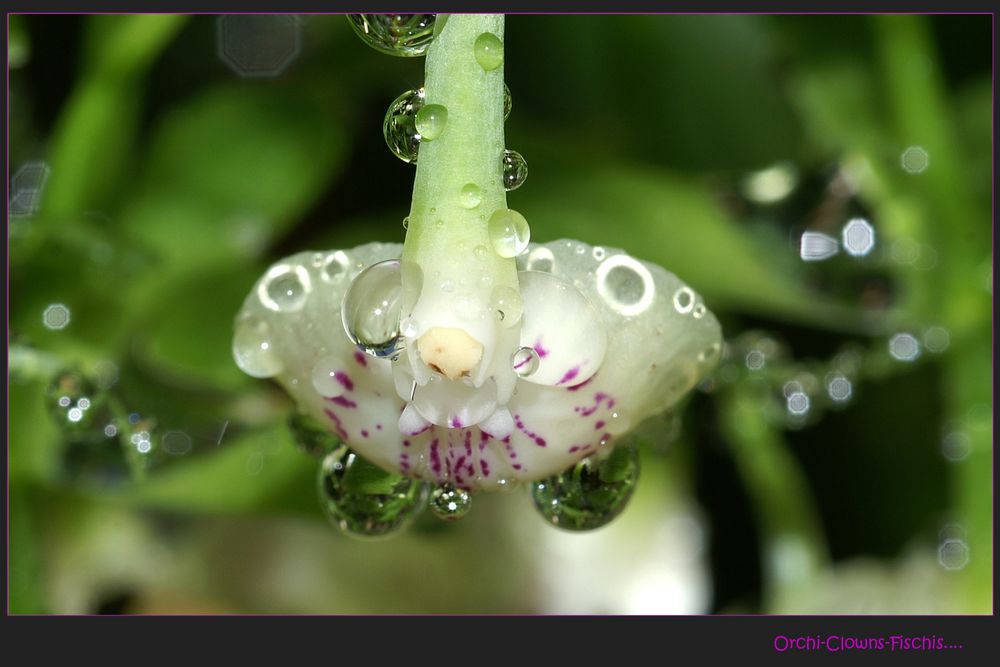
416,326,483,380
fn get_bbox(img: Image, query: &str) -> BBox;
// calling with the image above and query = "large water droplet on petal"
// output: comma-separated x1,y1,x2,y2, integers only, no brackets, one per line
233,315,284,378
383,88,425,163
473,31,504,70
318,446,428,538
511,346,539,377
310,355,346,398
342,259,404,359
346,14,436,57
429,483,472,520
258,264,310,312
595,254,655,317
531,441,640,531
414,103,447,141
288,411,341,458
501,149,528,191
488,208,530,258
490,285,523,327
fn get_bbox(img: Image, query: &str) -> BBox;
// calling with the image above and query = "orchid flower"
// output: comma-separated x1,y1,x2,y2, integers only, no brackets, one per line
233,14,721,531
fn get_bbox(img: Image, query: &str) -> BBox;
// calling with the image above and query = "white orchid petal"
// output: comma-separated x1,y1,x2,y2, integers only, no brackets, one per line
234,239,721,491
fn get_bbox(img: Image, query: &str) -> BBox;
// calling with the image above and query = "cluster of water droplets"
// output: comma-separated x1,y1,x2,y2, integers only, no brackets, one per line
531,438,641,531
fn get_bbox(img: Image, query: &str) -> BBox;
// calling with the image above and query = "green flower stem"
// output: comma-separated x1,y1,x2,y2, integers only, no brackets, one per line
720,386,830,612
402,14,517,296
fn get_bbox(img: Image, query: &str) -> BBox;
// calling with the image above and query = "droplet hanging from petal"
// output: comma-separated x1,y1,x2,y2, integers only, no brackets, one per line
383,88,425,164
530,440,640,531
318,445,429,538
342,259,405,359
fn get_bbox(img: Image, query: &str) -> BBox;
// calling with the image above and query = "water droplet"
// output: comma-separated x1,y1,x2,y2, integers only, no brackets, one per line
310,355,346,398
401,216,409,230
473,31,504,70
414,103,447,141
321,251,351,282
698,342,721,365
526,246,555,272
47,370,101,433
343,259,404,359
799,231,839,261
531,441,640,531
672,287,695,314
842,217,876,257
473,244,489,260
42,303,71,330
786,391,811,416
487,208,530,258
400,316,420,338
596,255,655,317
888,332,920,362
383,88,424,163
429,484,472,520
501,149,528,191
938,537,969,570
692,303,706,319
440,279,455,293
900,145,930,174
491,285,522,327
592,247,606,261
346,14,436,57
511,346,539,377
233,316,284,378
826,373,853,402
459,183,482,209
503,83,512,120
288,411,341,458
258,264,310,312
318,446,428,538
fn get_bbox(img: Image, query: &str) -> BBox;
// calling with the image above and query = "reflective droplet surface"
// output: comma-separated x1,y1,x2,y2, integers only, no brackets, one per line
310,355,346,398
511,346,539,377
318,446,428,538
414,103,447,141
259,264,310,312
673,287,695,314
491,285,523,327
342,259,404,359
503,83,512,120
501,149,528,191
321,250,351,282
429,484,472,520
346,14,436,57
288,411,341,458
459,183,482,209
488,208,530,258
233,315,284,378
473,32,504,70
596,254,655,317
525,246,555,272
383,88,424,163
531,441,640,531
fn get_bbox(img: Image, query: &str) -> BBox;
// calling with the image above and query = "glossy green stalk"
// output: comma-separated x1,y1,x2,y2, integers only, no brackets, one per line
402,14,517,296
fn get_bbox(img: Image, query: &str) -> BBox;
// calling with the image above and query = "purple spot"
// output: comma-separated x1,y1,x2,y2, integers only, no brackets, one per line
329,396,357,409
430,439,441,475
376,424,382,430
480,459,490,477
464,431,473,455
595,420,605,430
514,414,547,447
455,455,466,472
449,417,463,428
569,445,581,453
361,429,369,438
533,339,550,358
555,366,581,386
403,439,410,448
323,408,349,441
578,392,613,417
353,351,368,367
512,463,523,470
334,371,354,392
567,376,594,392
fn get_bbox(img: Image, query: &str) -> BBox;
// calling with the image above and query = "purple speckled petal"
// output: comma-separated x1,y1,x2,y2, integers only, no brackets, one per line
234,240,721,491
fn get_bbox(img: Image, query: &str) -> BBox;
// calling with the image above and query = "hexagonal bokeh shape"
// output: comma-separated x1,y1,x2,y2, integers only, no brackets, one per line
217,15,301,78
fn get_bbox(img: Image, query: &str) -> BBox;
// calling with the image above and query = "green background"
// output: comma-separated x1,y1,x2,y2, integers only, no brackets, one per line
8,13,992,614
